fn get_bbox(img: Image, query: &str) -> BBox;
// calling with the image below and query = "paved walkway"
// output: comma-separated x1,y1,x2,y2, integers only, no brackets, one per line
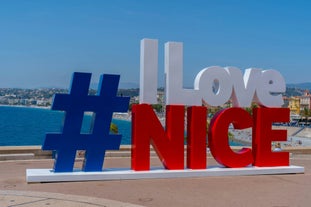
0,190,142,207
0,155,311,207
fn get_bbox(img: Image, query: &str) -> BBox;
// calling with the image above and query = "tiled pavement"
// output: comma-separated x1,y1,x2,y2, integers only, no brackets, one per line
0,190,142,207
0,154,311,207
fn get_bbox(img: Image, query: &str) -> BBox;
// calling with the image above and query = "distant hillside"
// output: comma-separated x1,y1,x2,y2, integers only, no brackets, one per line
89,82,311,98
115,84,309,98
287,82,311,90
119,82,139,89
117,88,139,97
285,87,304,97
286,82,311,97
90,82,139,90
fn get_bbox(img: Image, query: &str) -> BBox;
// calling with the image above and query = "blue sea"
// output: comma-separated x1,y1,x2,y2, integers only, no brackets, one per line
0,106,242,146
0,106,131,146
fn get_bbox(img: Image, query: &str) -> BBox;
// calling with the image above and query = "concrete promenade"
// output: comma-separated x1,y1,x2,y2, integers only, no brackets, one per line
0,148,311,207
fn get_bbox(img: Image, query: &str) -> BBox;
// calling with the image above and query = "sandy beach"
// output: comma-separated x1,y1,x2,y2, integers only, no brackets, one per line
230,126,311,147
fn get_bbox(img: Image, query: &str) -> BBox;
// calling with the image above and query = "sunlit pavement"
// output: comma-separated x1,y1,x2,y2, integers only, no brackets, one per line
0,154,311,207
0,190,143,207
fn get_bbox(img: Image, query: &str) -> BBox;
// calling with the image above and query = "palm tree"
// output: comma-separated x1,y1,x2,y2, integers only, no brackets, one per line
301,108,311,125
245,102,258,116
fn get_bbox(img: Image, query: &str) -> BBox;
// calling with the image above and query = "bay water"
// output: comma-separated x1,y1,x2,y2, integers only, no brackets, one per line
0,106,131,146
0,106,242,146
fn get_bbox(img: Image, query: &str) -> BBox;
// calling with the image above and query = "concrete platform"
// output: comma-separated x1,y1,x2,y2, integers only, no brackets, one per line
1,154,311,206
26,165,305,183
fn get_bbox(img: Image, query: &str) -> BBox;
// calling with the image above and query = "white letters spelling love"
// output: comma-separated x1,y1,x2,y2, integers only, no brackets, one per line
139,39,285,107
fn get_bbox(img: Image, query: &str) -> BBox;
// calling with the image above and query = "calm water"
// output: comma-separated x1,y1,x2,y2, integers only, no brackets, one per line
0,106,131,146
0,106,242,146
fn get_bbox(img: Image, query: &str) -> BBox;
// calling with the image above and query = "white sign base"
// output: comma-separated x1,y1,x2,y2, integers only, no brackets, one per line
27,165,304,183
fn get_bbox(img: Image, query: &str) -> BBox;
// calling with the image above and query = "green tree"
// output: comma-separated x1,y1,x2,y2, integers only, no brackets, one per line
301,107,311,117
110,123,118,134
245,102,258,115
152,104,163,113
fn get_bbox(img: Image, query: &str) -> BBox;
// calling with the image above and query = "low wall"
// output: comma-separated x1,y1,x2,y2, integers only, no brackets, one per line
1,145,311,161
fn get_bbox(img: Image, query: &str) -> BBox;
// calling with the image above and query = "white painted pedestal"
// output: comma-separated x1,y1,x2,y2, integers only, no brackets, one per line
27,165,305,183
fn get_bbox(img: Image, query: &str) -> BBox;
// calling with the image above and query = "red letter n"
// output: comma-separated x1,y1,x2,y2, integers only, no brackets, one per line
131,104,185,171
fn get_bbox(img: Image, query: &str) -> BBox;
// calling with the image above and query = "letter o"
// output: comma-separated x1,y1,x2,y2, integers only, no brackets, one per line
194,66,232,106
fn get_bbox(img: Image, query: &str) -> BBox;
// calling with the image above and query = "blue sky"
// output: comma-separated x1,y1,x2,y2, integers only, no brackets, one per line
0,0,310,88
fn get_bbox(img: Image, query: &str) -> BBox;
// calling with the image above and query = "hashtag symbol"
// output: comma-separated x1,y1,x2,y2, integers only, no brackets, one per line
42,72,129,172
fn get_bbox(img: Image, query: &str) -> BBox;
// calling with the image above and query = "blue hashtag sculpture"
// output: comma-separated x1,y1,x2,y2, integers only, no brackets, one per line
42,72,129,172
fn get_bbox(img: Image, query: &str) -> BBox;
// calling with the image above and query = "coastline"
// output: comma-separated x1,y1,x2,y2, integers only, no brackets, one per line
0,104,51,110
0,104,132,121
2,104,311,147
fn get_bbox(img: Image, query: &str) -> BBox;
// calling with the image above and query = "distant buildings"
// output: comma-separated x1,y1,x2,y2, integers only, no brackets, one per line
287,90,311,115
300,90,311,111
0,87,310,120
288,96,300,115
0,88,66,107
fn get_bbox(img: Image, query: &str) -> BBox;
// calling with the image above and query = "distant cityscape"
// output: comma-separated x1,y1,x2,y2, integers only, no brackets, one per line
0,88,141,108
0,88,64,107
0,86,311,124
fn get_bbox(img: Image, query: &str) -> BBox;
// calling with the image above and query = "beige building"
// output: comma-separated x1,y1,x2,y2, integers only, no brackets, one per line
288,96,300,115
300,90,311,111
